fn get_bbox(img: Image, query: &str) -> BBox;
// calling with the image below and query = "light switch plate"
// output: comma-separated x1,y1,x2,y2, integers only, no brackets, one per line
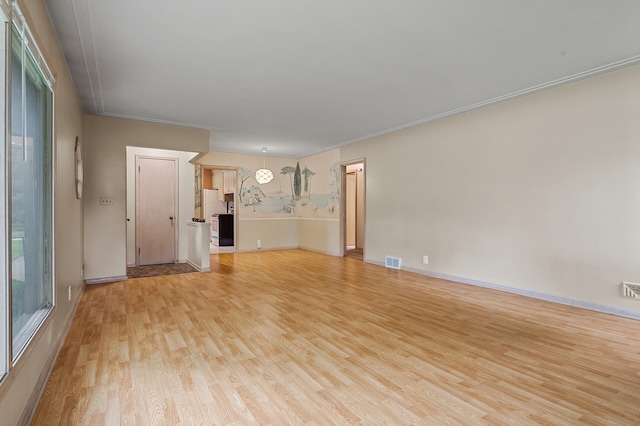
100,197,114,206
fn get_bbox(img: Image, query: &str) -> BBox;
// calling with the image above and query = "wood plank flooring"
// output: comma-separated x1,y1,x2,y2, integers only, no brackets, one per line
32,250,640,424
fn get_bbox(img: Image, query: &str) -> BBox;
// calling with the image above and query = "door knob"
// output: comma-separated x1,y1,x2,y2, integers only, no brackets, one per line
169,216,174,220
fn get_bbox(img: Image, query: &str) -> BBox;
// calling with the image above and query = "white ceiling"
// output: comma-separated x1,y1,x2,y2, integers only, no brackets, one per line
45,0,640,158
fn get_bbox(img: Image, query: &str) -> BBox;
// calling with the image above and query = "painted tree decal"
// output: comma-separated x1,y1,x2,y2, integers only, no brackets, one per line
302,166,316,199
244,185,266,206
237,167,252,203
329,162,340,200
281,166,296,203
294,162,301,201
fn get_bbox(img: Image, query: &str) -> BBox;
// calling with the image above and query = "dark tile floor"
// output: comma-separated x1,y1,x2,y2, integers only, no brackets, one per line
127,262,198,279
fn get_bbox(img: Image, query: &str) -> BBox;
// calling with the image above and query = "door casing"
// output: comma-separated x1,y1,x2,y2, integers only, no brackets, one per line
340,158,366,258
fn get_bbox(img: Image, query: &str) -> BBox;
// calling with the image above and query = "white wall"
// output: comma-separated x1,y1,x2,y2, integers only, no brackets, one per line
84,115,208,281
0,0,85,423
341,64,640,314
125,147,198,266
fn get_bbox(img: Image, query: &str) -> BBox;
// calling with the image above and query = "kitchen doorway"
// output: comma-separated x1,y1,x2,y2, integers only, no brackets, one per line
136,156,178,265
341,160,365,260
201,166,237,254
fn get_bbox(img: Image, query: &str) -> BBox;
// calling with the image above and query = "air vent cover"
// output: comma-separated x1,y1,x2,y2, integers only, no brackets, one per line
385,256,402,269
622,282,640,300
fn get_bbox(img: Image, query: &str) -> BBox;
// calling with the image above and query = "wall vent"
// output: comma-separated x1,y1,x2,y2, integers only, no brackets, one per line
385,256,402,269
622,282,640,300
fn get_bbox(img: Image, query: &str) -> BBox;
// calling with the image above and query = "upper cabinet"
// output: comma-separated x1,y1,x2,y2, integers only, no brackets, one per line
202,168,213,190
212,170,224,192
211,169,235,200
223,170,235,194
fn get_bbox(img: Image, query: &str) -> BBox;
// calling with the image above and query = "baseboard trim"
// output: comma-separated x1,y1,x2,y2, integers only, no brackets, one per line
367,260,640,321
19,283,86,425
299,246,340,257
84,275,128,285
237,246,298,253
186,260,210,273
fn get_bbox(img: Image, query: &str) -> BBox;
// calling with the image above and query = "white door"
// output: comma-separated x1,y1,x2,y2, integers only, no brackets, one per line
346,172,356,246
136,156,178,265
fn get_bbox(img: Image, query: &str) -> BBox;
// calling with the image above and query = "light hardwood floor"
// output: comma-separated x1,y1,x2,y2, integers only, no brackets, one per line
32,250,640,424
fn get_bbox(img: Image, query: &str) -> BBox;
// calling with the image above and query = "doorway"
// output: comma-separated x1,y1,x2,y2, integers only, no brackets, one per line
201,166,237,254
342,160,365,260
136,156,178,265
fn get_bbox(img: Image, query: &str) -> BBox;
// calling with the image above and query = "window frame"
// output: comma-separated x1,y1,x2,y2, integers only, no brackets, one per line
0,0,9,384
0,0,56,388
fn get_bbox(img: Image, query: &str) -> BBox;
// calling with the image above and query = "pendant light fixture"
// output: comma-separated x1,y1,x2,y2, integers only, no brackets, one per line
255,146,274,184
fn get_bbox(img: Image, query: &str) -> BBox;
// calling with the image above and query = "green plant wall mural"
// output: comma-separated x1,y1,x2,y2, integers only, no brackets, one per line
238,150,340,218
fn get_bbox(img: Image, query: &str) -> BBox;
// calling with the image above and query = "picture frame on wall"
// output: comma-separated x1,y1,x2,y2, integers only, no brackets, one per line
75,136,83,199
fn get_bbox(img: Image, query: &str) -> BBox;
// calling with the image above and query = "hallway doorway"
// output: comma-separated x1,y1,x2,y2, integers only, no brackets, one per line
342,160,365,260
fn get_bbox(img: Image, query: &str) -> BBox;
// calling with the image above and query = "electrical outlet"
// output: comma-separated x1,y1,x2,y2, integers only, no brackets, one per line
67,285,71,301
100,197,114,206
423,255,429,264
257,239,262,249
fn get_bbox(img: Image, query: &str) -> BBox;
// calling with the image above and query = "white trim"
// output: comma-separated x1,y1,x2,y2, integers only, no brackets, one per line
11,307,51,363
299,55,640,158
85,275,128,285
0,0,10,22
340,158,366,258
299,246,340,257
0,0,9,380
367,260,640,321
239,217,338,222
11,2,55,88
237,246,298,253
186,259,210,273
99,112,215,131
70,0,99,112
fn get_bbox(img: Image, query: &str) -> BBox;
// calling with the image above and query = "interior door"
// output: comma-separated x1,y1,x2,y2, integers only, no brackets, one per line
346,172,356,246
136,156,178,265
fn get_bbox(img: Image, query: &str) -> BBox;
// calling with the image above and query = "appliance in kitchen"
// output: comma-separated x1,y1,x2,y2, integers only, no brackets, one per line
211,213,234,246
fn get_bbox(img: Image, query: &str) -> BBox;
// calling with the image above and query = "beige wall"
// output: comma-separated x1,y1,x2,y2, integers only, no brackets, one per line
125,147,198,266
83,115,208,280
297,149,341,254
298,219,341,256
0,0,85,423
238,219,300,251
341,64,640,314
199,149,340,254
7,4,640,420
198,152,299,251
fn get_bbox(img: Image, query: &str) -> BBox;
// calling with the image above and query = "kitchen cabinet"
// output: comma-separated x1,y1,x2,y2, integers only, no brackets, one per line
212,171,224,201
202,168,213,190
213,170,223,191
223,170,235,194
213,170,235,201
